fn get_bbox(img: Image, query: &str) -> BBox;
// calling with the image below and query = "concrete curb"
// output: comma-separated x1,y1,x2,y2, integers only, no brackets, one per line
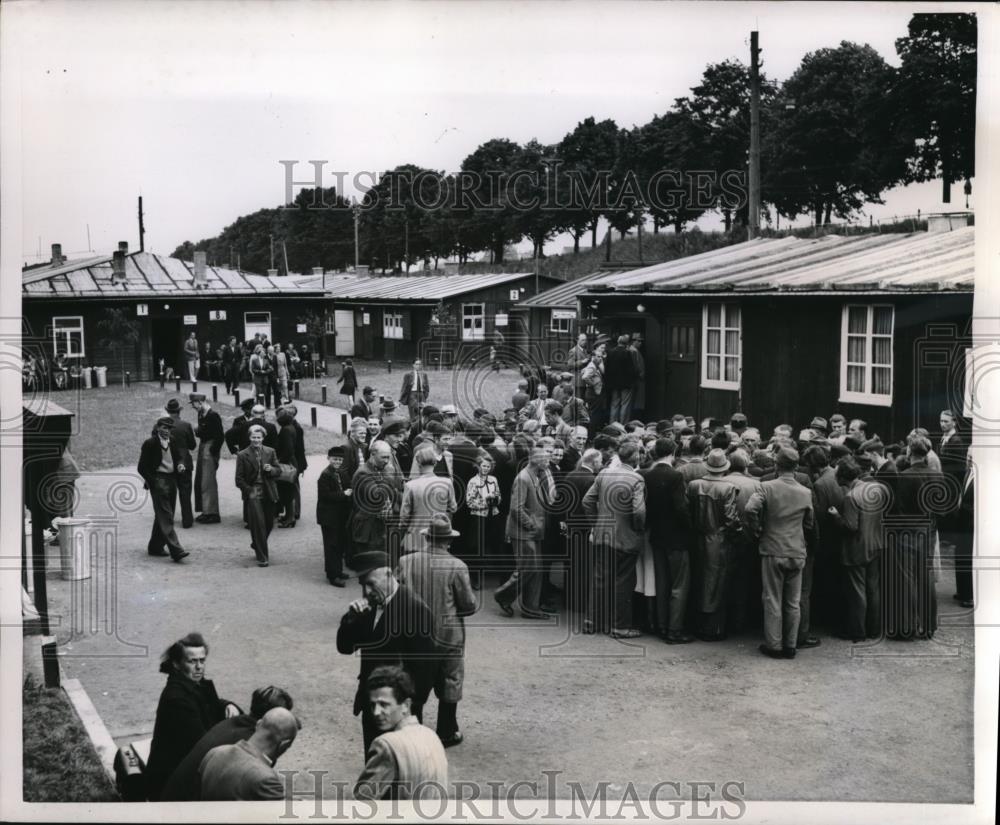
62,677,118,784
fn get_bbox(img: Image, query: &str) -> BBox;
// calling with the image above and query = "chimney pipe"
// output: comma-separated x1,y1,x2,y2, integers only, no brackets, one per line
118,241,129,255
193,251,208,288
111,250,127,285
51,243,65,266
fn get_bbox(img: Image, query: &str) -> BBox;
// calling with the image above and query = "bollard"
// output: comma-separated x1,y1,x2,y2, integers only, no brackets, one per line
294,380,300,399
387,360,392,373
341,413,349,434
175,377,182,392
258,393,265,407
311,407,317,428
379,395,385,407
234,389,241,407
192,381,198,393
125,371,131,388
321,385,328,404
212,384,218,402
42,636,60,688
159,371,165,389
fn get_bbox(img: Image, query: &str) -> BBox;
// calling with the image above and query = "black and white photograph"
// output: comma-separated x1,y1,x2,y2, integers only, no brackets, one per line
1,1,996,822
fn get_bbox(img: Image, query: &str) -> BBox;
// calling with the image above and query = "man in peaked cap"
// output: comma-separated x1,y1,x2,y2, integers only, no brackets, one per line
165,398,196,528
336,550,438,755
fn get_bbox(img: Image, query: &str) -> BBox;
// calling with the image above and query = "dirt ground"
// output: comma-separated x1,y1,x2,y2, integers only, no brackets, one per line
39,457,974,804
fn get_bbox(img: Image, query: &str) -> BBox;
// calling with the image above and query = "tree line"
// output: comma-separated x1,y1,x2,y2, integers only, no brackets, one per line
172,13,975,272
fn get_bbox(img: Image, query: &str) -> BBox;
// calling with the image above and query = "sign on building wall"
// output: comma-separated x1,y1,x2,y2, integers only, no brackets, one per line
136,304,148,316
209,310,227,321
184,314,198,325
363,313,371,325
509,288,520,301
495,314,509,326
552,309,577,320
296,323,307,333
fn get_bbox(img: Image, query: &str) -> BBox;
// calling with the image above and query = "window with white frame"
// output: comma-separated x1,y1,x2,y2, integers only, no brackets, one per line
701,303,741,390
550,310,574,334
244,311,272,342
383,312,404,340
325,313,336,333
840,304,893,405
52,316,85,358
462,303,485,341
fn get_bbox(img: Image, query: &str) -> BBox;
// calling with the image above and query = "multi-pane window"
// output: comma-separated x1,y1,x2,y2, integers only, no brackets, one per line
462,303,485,341
52,316,85,358
550,310,573,334
383,312,404,340
701,303,740,390
840,304,893,405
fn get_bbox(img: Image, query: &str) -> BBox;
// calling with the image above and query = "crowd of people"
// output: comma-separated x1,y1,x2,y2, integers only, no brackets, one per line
132,337,975,801
182,331,319,398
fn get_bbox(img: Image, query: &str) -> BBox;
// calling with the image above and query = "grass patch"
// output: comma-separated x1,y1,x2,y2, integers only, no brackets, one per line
22,674,120,803
50,382,337,471
295,362,524,419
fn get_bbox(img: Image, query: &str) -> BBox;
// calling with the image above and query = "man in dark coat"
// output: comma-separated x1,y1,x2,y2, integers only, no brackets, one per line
235,425,282,566
274,408,299,527
317,446,352,586
160,686,295,801
342,418,371,482
603,335,638,424
351,386,379,421
191,393,224,523
225,398,257,456
336,551,438,755
144,632,239,801
398,358,430,422
937,409,971,605
349,442,402,559
166,398,196,528
286,404,308,522
640,438,693,643
563,448,601,623
137,417,191,563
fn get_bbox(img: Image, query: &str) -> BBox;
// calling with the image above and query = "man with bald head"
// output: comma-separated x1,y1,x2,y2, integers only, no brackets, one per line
350,441,402,559
198,707,299,800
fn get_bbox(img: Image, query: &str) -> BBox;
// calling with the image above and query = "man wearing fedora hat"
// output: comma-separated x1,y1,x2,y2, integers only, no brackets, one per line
137,417,190,562
686,448,742,641
745,447,817,659
166,398,197,529
191,393,223,524
337,551,438,755
398,514,476,747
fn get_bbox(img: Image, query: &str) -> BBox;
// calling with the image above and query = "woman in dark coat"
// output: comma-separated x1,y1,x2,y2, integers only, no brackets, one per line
337,358,358,405
144,632,238,801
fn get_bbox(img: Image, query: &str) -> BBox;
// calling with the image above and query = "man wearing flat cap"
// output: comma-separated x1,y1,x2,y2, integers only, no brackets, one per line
398,514,476,747
165,398,196,528
336,551,438,754
191,393,223,524
137,417,190,562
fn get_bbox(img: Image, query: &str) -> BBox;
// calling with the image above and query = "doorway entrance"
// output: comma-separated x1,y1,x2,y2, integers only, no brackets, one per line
663,315,700,419
150,317,184,378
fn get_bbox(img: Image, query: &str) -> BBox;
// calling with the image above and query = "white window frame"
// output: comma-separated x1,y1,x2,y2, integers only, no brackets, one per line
839,304,894,406
383,311,404,340
462,303,485,341
244,311,272,342
550,310,573,334
52,316,85,359
700,302,741,391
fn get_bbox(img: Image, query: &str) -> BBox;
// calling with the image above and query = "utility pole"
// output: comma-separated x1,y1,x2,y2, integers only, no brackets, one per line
86,224,92,252
270,235,275,270
404,217,410,273
637,214,643,262
282,240,290,276
748,30,761,240
138,196,146,251
353,200,360,270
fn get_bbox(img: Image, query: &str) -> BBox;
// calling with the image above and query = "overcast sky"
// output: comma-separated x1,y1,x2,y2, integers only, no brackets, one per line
7,0,979,262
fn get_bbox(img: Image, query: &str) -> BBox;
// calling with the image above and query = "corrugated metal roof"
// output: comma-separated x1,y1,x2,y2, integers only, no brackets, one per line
295,270,539,301
586,227,974,296
22,251,325,298
518,270,611,309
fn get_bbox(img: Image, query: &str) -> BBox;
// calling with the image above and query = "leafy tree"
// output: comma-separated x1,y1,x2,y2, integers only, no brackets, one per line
893,12,976,202
458,138,525,263
556,117,620,250
96,307,141,386
763,42,907,225
512,139,561,259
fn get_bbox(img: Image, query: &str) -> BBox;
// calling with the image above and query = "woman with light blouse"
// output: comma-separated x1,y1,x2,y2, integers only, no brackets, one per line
465,454,502,590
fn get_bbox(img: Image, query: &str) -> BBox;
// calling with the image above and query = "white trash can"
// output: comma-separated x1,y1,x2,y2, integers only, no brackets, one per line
82,367,93,389
95,366,108,388
51,517,92,581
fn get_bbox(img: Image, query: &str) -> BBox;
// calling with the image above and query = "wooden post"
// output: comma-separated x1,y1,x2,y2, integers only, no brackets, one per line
311,407,317,427
387,360,392,374
159,372,165,389
42,637,60,688
175,377,181,392
294,380,300,399
321,385,328,404
234,389,241,407
212,384,218,402
341,413,349,433
192,381,198,393
125,371,131,388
